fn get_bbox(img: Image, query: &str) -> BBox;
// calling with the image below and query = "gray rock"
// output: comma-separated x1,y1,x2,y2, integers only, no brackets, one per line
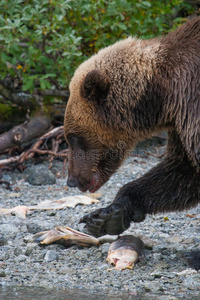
23,234,34,243
16,254,27,262
144,282,160,292
0,236,8,246
100,243,110,255
25,165,56,185
0,270,6,277
14,247,23,256
44,250,59,262
57,267,73,275
0,223,20,236
24,243,37,256
183,274,200,288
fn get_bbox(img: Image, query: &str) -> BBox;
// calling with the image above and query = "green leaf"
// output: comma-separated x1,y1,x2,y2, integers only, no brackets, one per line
1,52,8,63
22,79,34,92
141,1,152,8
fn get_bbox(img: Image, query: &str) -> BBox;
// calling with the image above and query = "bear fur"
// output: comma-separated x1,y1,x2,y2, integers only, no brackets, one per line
64,18,200,237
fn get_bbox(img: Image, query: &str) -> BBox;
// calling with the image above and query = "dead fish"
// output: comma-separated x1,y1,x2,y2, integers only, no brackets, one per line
0,205,28,219
33,226,99,247
107,235,144,270
28,195,100,210
0,195,99,219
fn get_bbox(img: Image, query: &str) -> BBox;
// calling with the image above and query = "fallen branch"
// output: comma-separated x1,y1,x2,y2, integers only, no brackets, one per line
0,115,51,152
0,125,68,179
19,148,68,163
0,154,23,166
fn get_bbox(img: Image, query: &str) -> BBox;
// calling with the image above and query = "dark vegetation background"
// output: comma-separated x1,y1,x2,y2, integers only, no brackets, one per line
0,0,199,132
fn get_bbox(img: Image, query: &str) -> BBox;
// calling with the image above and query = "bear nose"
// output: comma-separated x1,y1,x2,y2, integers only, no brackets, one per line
67,176,77,188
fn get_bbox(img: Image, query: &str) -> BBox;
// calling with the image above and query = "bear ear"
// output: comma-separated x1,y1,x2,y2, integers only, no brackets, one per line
81,70,110,102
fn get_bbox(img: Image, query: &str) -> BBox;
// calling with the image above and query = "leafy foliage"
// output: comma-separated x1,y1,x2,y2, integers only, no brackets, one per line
0,0,195,92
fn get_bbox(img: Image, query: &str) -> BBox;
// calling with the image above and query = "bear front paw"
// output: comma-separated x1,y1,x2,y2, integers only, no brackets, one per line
79,206,132,237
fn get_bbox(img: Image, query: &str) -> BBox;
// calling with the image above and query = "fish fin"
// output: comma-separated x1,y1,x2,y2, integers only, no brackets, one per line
33,231,49,243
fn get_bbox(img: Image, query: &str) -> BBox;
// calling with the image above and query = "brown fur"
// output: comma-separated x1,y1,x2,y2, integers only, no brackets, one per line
64,18,200,215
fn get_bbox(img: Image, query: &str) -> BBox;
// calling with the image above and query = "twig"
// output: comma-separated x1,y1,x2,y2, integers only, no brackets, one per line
0,126,66,166
19,148,68,163
0,153,24,166
0,125,68,184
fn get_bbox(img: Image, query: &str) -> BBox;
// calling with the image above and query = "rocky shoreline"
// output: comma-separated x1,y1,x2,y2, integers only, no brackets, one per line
1,137,200,299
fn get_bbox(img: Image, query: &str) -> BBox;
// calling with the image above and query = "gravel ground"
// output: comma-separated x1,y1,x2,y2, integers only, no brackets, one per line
1,137,200,299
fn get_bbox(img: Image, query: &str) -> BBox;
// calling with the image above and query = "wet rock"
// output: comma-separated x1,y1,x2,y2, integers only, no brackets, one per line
25,165,56,185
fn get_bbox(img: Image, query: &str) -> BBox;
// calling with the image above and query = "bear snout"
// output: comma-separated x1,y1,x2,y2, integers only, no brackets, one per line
67,175,78,188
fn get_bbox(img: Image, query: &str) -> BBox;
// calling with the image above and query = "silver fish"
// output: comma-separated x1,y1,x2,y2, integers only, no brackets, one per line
107,235,144,270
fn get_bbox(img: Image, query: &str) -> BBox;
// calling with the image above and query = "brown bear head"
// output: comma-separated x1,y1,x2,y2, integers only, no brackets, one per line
64,38,160,192
64,68,130,192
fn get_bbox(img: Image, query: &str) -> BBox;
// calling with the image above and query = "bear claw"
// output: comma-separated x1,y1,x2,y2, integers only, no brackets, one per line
79,207,132,237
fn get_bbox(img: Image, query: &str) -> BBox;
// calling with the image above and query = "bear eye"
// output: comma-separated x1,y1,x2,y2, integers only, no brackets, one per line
66,134,88,151
66,135,78,147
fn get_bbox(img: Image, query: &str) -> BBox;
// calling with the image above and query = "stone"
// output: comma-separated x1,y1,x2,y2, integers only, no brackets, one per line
0,270,6,277
16,254,27,262
44,250,59,262
100,243,110,255
25,165,56,185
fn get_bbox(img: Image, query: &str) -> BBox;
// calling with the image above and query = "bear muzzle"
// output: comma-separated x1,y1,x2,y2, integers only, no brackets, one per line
67,175,78,188
67,171,101,193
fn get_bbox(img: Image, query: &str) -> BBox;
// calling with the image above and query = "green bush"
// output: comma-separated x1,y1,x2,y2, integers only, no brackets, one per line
0,0,194,92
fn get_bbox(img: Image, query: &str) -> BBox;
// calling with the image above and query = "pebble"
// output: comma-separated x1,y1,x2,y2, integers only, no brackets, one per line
16,254,27,262
100,243,110,255
44,250,59,262
0,270,6,277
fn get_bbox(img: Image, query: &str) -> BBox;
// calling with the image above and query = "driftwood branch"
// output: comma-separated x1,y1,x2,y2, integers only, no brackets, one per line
0,115,51,152
0,126,67,168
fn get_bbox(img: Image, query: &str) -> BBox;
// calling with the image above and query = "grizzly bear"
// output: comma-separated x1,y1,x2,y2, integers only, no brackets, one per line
64,18,200,239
